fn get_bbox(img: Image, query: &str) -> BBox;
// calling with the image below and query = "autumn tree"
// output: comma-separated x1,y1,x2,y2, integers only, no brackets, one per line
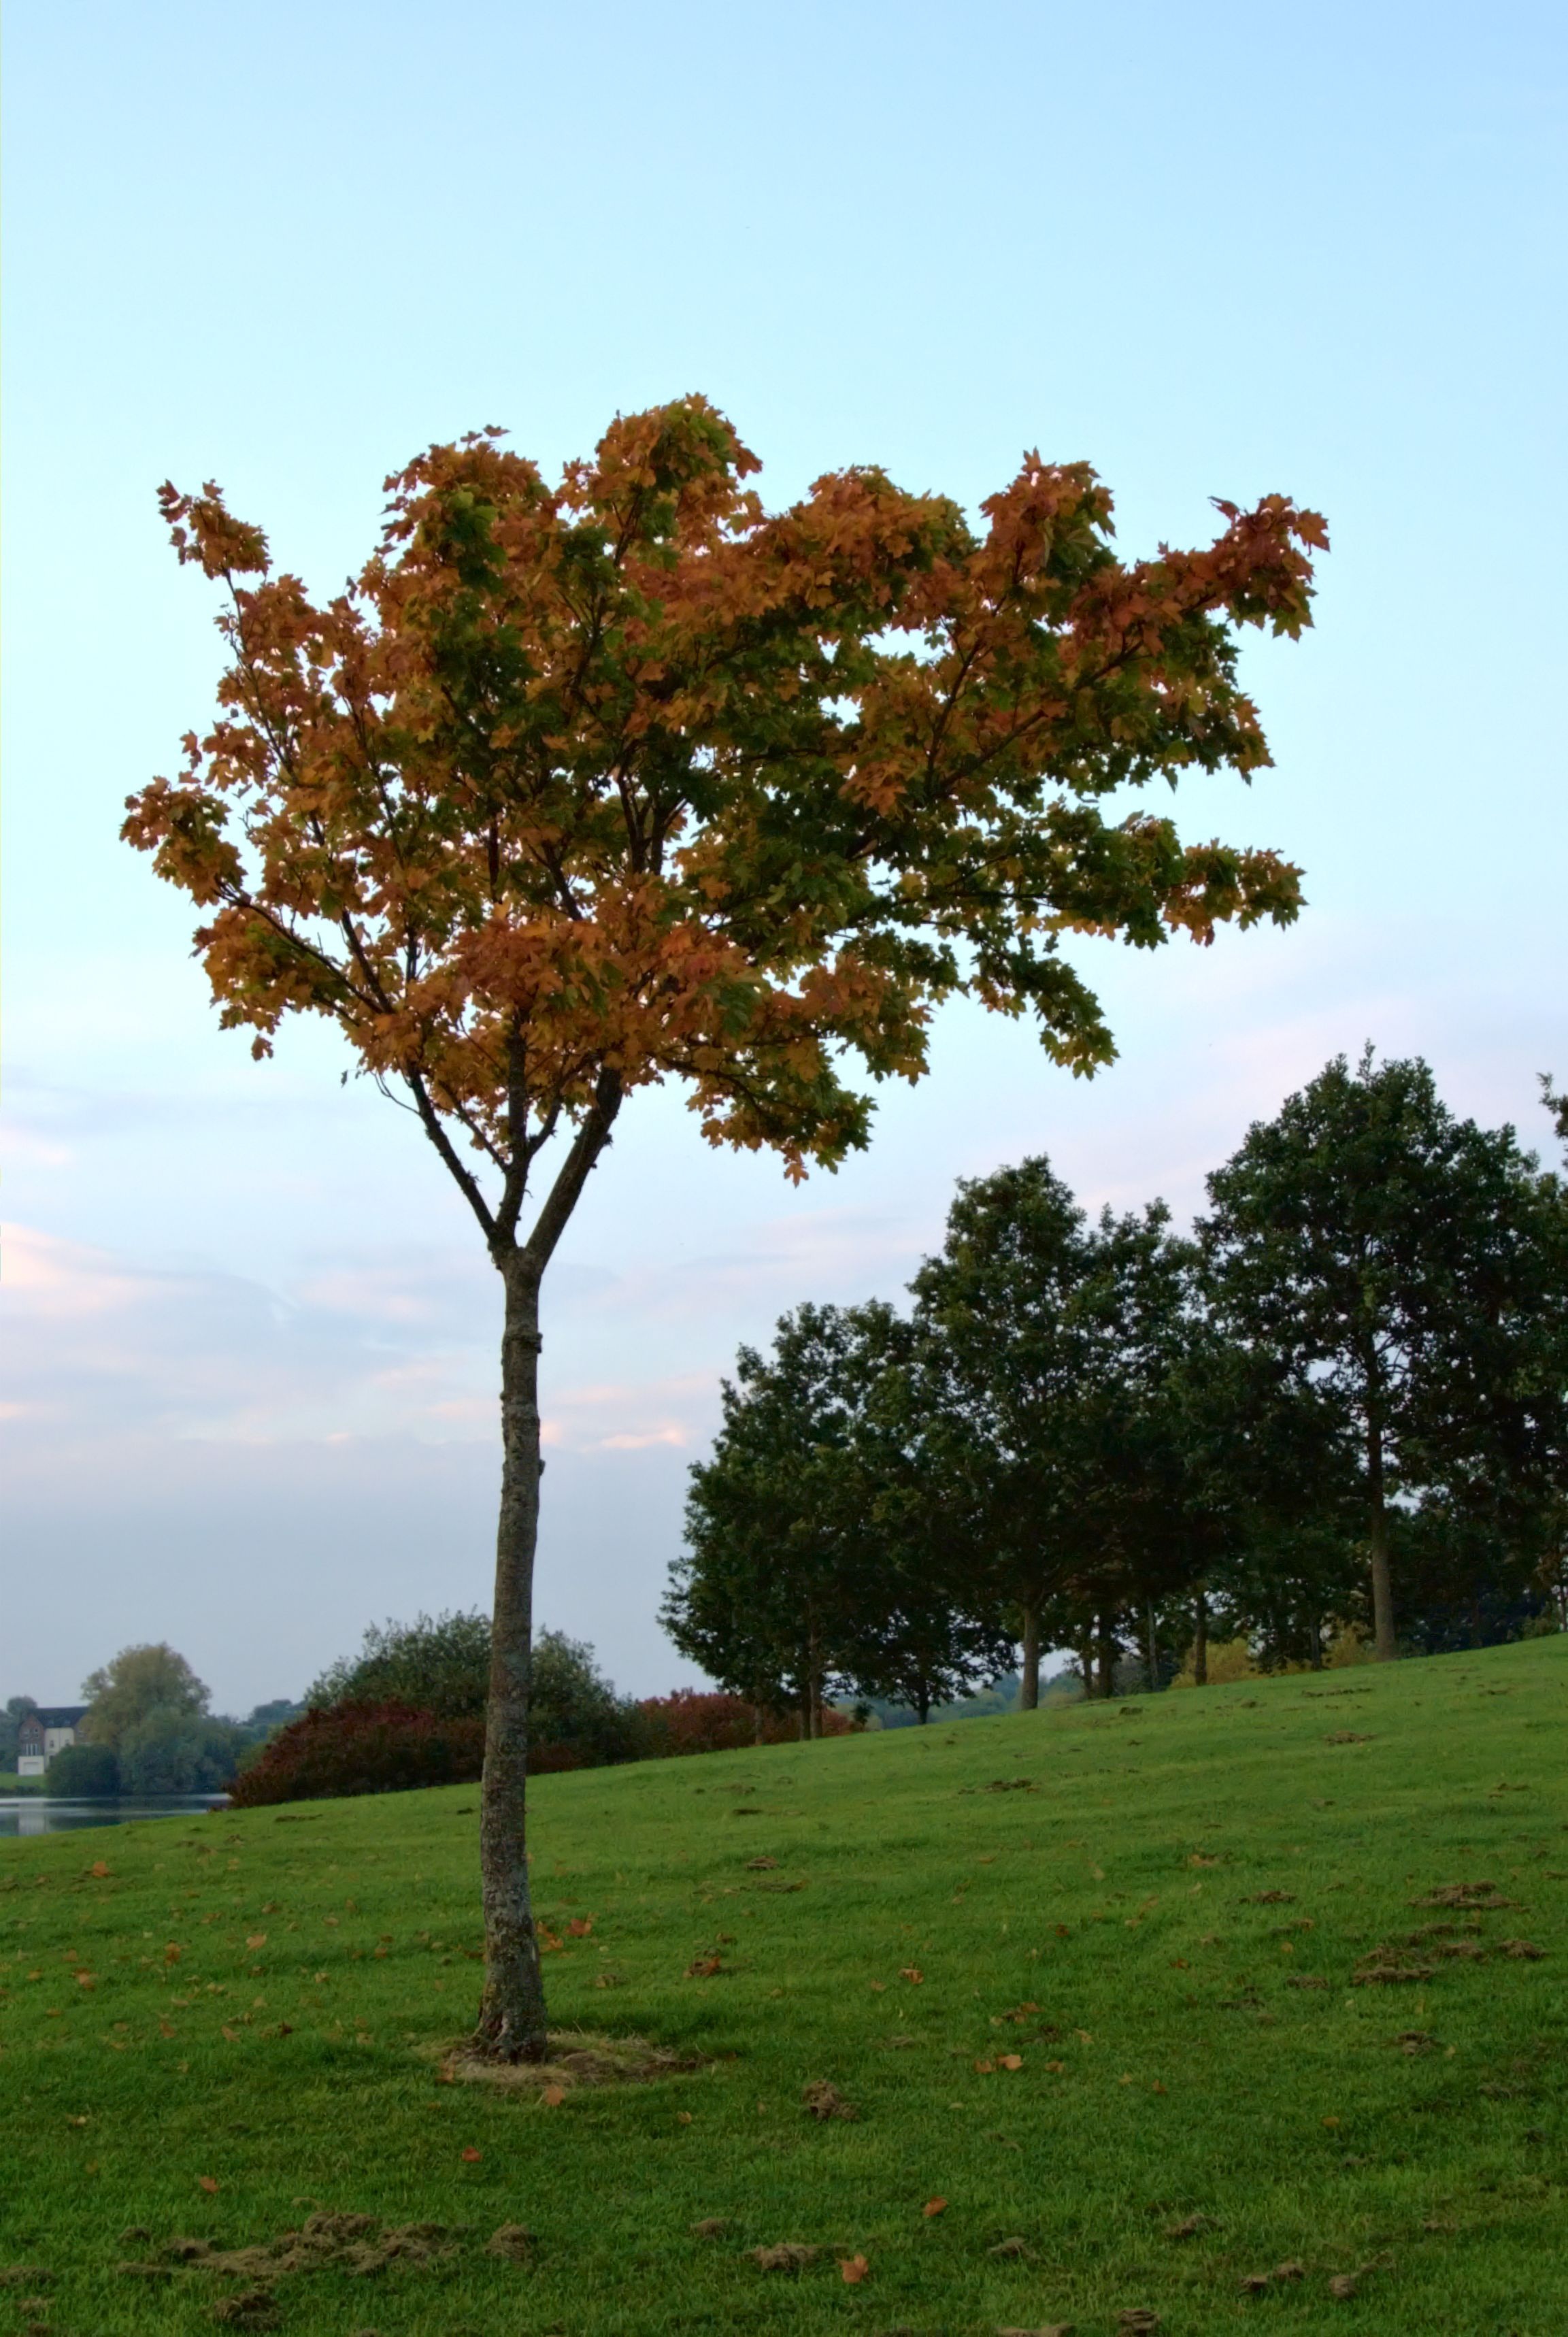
1202,1048,1568,1661
125,396,1324,2059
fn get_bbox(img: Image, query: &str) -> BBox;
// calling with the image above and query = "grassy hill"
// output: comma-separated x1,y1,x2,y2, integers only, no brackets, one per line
3,1636,1565,2335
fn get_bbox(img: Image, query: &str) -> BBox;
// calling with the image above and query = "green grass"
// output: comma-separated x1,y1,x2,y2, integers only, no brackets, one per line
3,1636,1566,2336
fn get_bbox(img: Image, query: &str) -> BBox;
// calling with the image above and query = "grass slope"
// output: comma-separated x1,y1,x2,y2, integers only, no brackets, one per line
3,1636,1565,2336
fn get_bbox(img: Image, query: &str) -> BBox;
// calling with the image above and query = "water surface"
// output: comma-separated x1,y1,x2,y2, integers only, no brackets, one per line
0,1795,228,1837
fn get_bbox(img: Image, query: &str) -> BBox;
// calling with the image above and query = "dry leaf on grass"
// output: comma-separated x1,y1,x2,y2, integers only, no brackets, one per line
1273,2260,1305,2280
922,2198,948,2217
540,2085,567,2107
839,2253,870,2283
1327,2272,1358,2300
750,2242,818,2271
801,2079,858,2121
197,2177,220,2195
460,2147,482,2162
901,1966,924,1983
686,1954,724,1978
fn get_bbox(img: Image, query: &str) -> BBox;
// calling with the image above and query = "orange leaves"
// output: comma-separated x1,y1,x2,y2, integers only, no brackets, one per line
567,1917,593,1938
128,403,1324,1229
839,2253,870,2284
539,2085,567,2108
461,2146,482,2162
899,1966,924,1985
973,2053,1022,2075
198,2176,220,2195
165,1944,184,1965
246,1934,267,1951
88,1861,110,1879
922,2198,948,2219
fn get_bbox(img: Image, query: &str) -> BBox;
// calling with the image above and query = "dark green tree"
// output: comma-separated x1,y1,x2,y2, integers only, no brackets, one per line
1201,1049,1568,1659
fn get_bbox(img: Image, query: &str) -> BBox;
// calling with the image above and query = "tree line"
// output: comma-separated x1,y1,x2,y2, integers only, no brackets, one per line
664,1050,1568,1721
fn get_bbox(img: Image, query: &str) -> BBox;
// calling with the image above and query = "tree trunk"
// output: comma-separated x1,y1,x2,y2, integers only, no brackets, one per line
1144,1599,1159,1692
1367,1407,1397,1661
916,1680,931,1725
473,1259,548,2061
1095,1617,1116,1700
1019,1602,1041,1711
752,1704,765,1746
1193,1589,1209,1687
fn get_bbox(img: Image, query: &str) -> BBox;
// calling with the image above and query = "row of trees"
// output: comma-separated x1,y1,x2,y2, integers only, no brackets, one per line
665,1051,1568,1718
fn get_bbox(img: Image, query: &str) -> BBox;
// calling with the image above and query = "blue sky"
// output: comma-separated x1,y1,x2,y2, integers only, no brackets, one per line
3,0,1564,1713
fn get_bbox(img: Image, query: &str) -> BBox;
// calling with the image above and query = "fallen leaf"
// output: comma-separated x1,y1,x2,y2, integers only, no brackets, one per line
676,2110,693,2125
539,2085,566,2107
1273,2261,1305,2281
461,2147,482,2163
900,1967,924,1984
1150,2081,1167,2095
76,1973,95,1990
998,2053,1023,2072
1327,2272,1358,2300
1322,2115,1341,2127
568,1917,593,1937
974,2057,996,2074
198,2176,220,2194
246,1934,267,1950
839,2253,870,2283
1045,2059,1065,2074
686,1955,723,1978
922,2197,948,2217
90,1861,110,1879
869,1980,887,1992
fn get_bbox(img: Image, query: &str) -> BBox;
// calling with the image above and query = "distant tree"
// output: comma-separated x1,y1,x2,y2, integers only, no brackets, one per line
666,1305,865,1732
0,1695,39,1772
80,1644,210,1748
244,1698,303,1736
124,400,1324,2057
46,1742,120,1797
1203,1049,1568,1659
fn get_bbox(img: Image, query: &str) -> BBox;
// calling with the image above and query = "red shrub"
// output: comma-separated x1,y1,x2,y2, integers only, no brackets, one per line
638,1690,857,1757
229,1700,485,1806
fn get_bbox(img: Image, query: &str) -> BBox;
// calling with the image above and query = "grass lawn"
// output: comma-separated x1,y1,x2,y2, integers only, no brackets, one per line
3,1636,1565,2336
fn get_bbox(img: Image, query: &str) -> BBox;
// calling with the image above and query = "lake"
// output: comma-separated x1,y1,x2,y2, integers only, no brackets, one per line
0,1795,229,1837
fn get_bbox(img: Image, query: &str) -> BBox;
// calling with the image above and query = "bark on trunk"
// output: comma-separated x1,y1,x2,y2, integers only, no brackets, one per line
1144,1599,1159,1693
1193,1589,1209,1687
1095,1618,1116,1700
473,1260,548,2060
1367,1402,1397,1661
1019,1602,1041,1712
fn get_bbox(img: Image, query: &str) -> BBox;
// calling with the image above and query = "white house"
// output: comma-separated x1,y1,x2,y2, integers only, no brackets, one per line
16,1706,89,1777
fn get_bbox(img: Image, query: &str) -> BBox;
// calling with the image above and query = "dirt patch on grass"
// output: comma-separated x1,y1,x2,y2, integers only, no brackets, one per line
120,2214,462,2283
422,2028,705,2093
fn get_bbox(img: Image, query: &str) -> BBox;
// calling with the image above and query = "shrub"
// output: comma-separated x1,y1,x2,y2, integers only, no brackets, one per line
46,1742,120,1797
228,1701,486,1806
638,1691,856,1755
304,1611,490,1719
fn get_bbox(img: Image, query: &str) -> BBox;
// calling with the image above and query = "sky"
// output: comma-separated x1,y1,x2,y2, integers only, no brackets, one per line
3,0,1564,1716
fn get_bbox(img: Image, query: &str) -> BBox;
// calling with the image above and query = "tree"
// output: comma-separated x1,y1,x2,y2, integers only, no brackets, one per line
665,1302,1010,1726
124,397,1324,2058
667,1304,865,1731
306,1611,493,1718
46,1742,120,1797
1,1695,38,1773
1202,1049,1568,1659
80,1643,210,1747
